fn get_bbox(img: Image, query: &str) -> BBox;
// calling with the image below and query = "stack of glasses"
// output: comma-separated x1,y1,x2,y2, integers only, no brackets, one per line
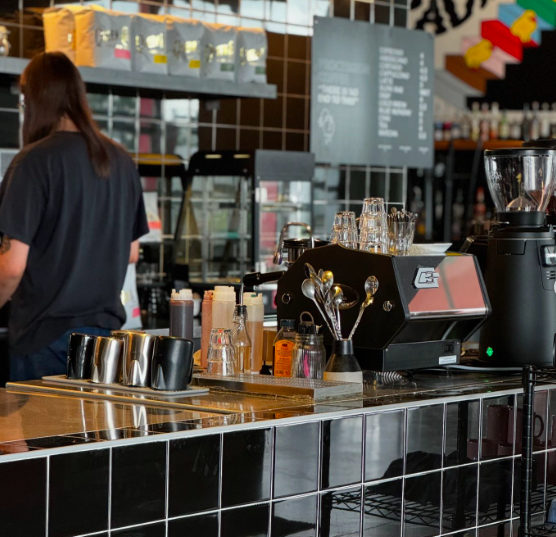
329,211,358,249
329,200,417,256
358,197,388,253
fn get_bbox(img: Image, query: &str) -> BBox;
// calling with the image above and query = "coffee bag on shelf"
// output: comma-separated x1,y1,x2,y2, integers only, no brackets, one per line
132,13,169,75
201,23,236,81
236,27,267,84
167,17,204,78
43,5,86,63
74,6,132,70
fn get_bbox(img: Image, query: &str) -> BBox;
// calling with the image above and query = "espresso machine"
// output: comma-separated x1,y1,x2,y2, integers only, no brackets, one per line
472,148,556,367
276,245,490,371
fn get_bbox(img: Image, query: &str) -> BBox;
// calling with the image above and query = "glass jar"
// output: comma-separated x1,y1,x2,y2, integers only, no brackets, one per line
291,333,326,380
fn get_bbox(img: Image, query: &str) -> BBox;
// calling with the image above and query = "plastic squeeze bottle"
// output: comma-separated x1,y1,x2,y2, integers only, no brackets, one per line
243,293,264,374
212,286,236,330
201,290,213,369
169,289,194,342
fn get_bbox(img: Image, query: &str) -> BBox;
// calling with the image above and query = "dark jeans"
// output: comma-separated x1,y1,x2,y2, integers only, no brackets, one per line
9,327,111,382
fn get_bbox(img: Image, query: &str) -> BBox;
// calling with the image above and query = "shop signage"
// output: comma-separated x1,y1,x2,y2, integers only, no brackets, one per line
311,17,434,168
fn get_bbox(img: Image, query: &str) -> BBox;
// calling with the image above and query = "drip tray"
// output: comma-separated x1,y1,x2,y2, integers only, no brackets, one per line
41,375,209,398
193,373,363,401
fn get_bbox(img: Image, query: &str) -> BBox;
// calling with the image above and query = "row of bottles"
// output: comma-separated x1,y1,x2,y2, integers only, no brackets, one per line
434,102,556,143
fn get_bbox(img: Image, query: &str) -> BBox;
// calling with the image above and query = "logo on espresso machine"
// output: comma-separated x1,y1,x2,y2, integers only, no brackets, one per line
413,268,440,289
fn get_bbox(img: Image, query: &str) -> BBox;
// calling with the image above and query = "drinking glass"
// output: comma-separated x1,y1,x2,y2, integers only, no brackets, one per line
330,211,358,249
387,220,416,255
207,329,237,376
359,197,387,252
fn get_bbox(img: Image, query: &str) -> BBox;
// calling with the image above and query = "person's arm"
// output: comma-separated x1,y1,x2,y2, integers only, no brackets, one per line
129,240,139,264
0,235,29,308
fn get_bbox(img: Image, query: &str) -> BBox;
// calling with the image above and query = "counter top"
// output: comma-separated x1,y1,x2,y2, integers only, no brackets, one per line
0,369,531,456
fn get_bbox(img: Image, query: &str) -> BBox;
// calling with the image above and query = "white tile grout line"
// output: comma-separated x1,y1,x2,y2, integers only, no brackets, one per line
218,433,224,537
165,441,170,537
108,447,113,534
45,455,50,537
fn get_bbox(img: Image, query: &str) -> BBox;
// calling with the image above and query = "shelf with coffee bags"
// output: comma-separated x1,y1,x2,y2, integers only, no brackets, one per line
0,56,277,100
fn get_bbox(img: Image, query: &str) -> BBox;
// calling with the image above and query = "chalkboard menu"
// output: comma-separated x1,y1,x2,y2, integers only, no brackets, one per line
311,17,434,168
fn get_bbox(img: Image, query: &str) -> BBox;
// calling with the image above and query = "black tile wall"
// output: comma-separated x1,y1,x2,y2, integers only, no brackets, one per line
221,427,272,507
404,471,441,537
320,486,362,537
220,503,270,537
49,449,109,537
445,400,480,466
169,512,219,537
321,415,363,489
363,479,402,537
112,522,166,537
481,396,515,460
365,410,404,481
272,495,318,537
406,405,443,474
112,442,167,529
443,465,479,532
169,434,220,517
0,457,46,536
478,459,514,524
274,422,320,498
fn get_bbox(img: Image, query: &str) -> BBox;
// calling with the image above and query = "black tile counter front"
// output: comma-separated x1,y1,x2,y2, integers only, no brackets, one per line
0,372,554,537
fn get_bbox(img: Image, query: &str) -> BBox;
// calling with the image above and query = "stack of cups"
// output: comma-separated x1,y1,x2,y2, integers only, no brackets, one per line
359,198,387,253
387,209,417,256
330,211,358,249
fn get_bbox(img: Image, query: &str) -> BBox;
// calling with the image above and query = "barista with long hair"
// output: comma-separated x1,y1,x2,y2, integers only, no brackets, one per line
0,52,148,381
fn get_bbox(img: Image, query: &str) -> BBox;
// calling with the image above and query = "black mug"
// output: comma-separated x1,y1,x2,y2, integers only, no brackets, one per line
151,336,194,391
67,333,97,379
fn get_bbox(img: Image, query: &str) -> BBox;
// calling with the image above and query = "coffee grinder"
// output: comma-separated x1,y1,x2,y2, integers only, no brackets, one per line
478,148,556,367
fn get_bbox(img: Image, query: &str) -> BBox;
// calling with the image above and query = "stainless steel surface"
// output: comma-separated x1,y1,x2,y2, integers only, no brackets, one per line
273,222,314,266
42,375,208,398
123,332,157,387
193,373,363,401
91,337,123,385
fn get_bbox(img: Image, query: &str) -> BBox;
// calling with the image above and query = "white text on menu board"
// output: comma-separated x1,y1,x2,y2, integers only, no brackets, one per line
418,51,431,142
377,46,411,139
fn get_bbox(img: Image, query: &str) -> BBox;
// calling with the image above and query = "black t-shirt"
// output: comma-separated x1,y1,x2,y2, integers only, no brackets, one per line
0,131,149,355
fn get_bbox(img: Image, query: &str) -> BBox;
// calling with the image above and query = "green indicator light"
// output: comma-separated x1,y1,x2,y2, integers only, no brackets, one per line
486,347,494,357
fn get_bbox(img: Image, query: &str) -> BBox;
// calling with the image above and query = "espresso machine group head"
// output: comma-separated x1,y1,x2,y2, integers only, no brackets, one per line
477,147,556,367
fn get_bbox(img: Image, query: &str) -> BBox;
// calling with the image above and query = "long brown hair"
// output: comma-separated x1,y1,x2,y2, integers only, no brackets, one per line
21,52,113,177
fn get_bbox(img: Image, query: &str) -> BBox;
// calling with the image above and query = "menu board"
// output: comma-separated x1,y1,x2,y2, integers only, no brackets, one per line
311,17,434,168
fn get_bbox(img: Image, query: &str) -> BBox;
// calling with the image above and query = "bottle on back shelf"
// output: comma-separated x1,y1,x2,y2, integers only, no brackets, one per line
169,289,194,342
451,116,462,140
243,292,264,374
499,109,510,140
471,102,481,142
212,286,236,330
461,109,472,140
522,103,532,142
550,103,556,139
531,101,541,141
541,103,551,139
273,319,296,378
490,102,500,140
443,121,452,142
480,103,490,142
